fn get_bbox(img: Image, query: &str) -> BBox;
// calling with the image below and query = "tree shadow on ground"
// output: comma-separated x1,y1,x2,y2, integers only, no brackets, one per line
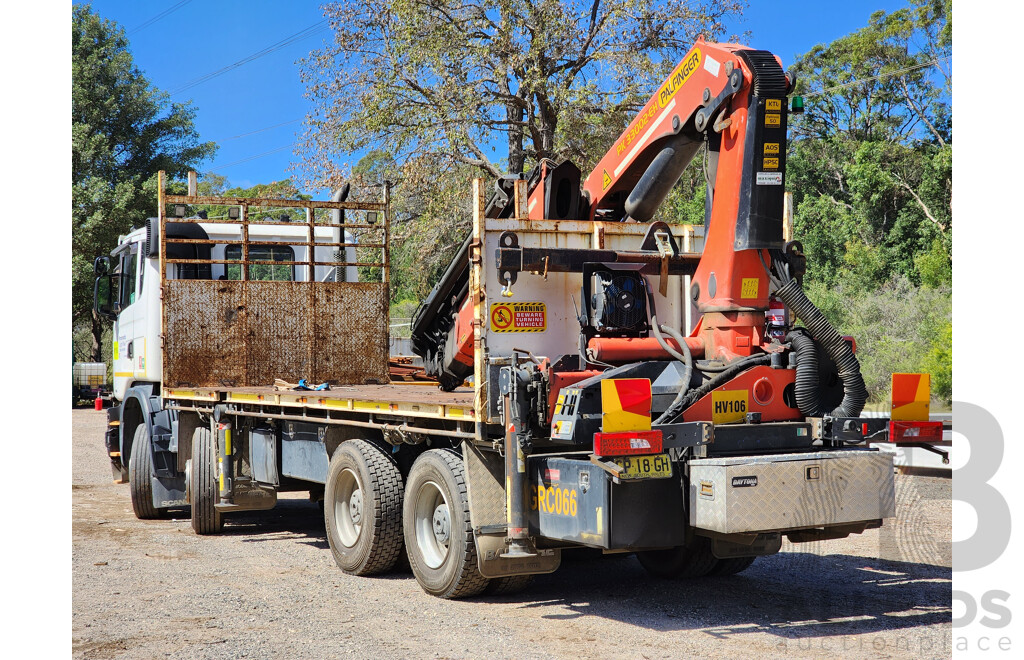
216,498,329,550
199,501,950,643
506,549,950,643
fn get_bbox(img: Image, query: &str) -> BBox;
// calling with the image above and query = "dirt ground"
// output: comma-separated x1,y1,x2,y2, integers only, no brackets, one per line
71,409,952,659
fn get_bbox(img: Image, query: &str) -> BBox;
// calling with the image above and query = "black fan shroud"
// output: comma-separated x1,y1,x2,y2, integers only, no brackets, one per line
592,271,648,333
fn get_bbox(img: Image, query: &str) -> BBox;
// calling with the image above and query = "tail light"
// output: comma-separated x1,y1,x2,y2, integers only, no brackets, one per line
593,430,663,457
888,420,942,443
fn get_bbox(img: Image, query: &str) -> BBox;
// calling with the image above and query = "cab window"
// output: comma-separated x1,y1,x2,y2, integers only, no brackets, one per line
225,245,294,281
119,246,138,308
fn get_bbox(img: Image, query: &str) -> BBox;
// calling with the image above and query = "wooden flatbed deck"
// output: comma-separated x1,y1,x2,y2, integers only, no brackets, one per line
162,383,476,422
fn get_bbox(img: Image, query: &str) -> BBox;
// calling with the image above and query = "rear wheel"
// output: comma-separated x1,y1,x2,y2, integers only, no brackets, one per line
129,424,165,519
190,427,223,535
403,449,489,599
637,536,719,578
324,440,404,575
709,556,757,576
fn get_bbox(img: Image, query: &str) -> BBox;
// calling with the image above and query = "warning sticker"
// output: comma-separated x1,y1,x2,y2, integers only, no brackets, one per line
740,278,760,299
762,157,779,170
765,113,781,126
766,99,782,111
703,55,721,77
763,142,780,155
602,169,612,190
490,302,547,333
552,420,573,436
712,390,748,425
756,172,783,186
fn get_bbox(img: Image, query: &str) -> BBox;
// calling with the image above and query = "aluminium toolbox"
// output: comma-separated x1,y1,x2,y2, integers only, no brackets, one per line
689,449,895,534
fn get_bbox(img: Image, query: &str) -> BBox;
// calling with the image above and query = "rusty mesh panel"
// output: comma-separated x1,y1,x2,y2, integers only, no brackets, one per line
163,280,248,387
163,280,389,387
244,282,314,384
313,283,390,384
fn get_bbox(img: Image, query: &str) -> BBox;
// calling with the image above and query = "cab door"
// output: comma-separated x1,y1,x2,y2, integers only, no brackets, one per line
112,241,141,400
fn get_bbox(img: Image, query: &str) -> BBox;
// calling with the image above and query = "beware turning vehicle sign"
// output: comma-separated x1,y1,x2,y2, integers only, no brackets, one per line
489,302,547,333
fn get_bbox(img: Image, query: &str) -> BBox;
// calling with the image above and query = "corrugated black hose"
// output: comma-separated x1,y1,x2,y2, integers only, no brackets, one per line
771,260,868,418
785,328,823,417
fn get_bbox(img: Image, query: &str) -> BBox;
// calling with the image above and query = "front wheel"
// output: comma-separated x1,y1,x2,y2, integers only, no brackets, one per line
403,449,489,599
129,424,165,520
324,439,404,575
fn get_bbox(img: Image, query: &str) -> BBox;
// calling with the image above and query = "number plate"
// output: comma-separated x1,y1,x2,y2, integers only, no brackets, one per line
611,454,673,480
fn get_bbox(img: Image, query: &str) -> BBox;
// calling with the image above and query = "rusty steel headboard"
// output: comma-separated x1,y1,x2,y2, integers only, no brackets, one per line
157,171,391,387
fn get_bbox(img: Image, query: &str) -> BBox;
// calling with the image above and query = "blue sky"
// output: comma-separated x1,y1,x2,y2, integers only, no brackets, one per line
85,1,911,194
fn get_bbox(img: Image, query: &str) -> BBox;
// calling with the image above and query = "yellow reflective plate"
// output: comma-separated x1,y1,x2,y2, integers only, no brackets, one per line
612,453,673,480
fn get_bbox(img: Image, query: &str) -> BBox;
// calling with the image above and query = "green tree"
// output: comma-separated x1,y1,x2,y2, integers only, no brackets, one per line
73,4,215,360
299,0,745,188
787,0,951,289
791,2,950,144
300,1,746,303
784,1,952,403
922,320,952,404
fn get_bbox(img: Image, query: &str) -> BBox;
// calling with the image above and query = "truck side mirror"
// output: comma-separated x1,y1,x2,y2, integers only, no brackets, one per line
94,256,110,276
94,274,119,320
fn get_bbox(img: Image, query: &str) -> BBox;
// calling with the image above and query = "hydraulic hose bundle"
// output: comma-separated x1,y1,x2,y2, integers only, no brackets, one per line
660,352,772,424
767,252,868,418
643,287,694,425
647,249,866,423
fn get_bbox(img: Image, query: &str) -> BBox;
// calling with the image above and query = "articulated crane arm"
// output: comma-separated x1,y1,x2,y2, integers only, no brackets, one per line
585,39,794,322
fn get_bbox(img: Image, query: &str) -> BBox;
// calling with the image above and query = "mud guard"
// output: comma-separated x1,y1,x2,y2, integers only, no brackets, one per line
120,385,187,509
463,442,561,578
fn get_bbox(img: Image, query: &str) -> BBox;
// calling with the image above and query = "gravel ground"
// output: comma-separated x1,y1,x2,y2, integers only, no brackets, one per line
72,409,952,659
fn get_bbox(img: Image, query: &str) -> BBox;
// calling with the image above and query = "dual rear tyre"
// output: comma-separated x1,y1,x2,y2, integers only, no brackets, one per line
323,443,492,598
190,427,223,535
325,440,405,575
402,449,489,599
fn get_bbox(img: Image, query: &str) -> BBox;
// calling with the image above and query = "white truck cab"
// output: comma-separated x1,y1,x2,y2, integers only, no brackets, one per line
93,208,361,497
98,219,360,401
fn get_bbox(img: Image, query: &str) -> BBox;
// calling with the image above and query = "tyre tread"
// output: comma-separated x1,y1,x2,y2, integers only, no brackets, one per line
437,450,489,599
325,439,405,575
710,555,757,576
637,536,720,579
129,424,162,519
405,449,489,599
190,427,223,535
485,574,534,596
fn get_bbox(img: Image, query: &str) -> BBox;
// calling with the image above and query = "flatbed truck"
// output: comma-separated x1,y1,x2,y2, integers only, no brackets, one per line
94,40,942,598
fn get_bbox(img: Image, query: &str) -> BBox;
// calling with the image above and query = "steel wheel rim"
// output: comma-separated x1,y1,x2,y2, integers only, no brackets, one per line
333,467,363,548
413,480,450,569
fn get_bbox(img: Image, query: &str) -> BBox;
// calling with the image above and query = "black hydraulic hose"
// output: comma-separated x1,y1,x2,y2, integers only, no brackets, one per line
775,278,868,417
644,286,693,425
651,316,693,425
662,353,772,423
786,329,823,417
